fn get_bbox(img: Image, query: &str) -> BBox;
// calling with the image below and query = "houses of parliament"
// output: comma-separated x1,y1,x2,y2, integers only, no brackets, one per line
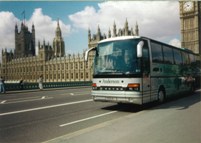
0,1,200,83
0,18,139,83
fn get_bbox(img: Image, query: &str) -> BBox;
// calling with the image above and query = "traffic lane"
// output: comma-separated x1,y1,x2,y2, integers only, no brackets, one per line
0,87,91,100
0,100,115,129
0,93,91,114
0,99,94,128
0,88,91,113
49,90,200,143
0,100,124,143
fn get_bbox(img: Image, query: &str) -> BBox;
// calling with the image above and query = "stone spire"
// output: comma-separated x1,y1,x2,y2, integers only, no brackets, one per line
113,21,117,37
124,18,129,36
108,28,111,38
97,25,101,41
135,21,139,36
53,19,65,57
88,28,91,42
56,19,62,38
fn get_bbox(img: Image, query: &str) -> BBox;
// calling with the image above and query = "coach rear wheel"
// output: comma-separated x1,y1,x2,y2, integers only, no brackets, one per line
190,82,195,93
158,89,165,103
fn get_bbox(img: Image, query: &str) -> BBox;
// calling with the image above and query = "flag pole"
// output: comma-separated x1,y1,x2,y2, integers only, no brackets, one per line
21,10,25,25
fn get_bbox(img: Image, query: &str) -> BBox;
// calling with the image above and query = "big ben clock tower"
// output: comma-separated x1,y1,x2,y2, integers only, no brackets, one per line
179,1,201,55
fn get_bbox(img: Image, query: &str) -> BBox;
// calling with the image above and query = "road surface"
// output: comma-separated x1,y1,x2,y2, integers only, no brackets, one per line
0,87,200,143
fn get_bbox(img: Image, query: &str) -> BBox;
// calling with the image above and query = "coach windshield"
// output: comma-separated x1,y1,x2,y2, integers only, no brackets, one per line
94,39,142,78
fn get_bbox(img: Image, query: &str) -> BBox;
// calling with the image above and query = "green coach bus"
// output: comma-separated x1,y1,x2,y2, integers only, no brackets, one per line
85,36,200,104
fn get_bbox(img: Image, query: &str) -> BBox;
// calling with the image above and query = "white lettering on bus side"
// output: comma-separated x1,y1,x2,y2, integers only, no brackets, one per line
103,79,120,84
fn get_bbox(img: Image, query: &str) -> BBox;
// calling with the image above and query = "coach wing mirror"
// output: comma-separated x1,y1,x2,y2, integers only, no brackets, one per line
137,41,144,58
85,47,96,61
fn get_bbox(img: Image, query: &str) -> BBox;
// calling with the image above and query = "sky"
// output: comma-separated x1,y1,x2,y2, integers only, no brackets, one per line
0,1,181,60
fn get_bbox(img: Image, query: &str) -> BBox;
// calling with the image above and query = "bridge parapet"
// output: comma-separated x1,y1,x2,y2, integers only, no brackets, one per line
4,81,92,91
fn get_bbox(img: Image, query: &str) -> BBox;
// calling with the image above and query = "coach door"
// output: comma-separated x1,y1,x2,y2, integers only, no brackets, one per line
142,40,151,104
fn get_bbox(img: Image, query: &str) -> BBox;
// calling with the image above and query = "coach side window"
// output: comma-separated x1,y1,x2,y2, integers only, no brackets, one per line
151,42,163,63
173,49,183,65
189,54,195,65
163,46,174,64
182,52,190,65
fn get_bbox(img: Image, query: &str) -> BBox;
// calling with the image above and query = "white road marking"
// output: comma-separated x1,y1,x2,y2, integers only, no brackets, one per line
0,99,92,116
59,91,90,96
41,96,46,99
59,111,117,127
1,100,6,104
3,97,53,104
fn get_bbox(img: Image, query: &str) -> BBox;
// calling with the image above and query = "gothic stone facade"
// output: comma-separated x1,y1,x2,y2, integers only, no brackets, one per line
0,21,93,82
1,50,93,82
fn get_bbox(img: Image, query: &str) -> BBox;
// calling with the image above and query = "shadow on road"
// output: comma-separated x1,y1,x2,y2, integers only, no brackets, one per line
102,90,201,113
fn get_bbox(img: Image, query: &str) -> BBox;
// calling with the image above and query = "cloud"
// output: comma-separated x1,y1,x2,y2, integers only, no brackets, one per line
169,38,181,48
0,11,19,51
0,8,71,57
69,1,180,43
28,8,71,45
69,6,97,30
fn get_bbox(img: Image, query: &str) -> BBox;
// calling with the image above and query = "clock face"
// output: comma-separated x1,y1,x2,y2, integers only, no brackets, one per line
183,2,193,12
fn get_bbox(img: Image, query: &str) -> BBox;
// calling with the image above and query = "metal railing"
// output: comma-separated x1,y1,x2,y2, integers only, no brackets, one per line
4,81,92,91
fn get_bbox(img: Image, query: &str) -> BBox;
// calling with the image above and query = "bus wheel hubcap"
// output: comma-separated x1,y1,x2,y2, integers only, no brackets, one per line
158,90,164,102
